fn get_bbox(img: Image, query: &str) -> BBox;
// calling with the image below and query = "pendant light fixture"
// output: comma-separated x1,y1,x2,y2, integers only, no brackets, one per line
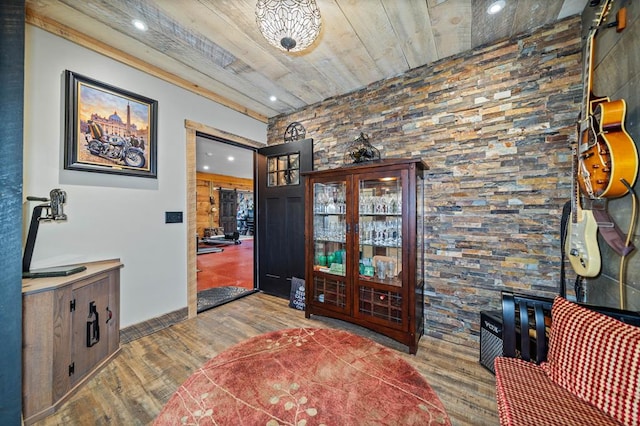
256,0,322,52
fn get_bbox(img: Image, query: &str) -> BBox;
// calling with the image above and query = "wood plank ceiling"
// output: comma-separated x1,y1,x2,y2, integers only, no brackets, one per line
25,0,588,122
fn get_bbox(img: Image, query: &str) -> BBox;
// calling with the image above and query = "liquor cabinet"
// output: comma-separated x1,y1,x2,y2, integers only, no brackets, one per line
303,158,427,353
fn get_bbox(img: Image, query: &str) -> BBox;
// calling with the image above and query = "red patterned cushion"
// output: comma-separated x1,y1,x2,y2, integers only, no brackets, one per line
495,357,619,425
542,296,640,426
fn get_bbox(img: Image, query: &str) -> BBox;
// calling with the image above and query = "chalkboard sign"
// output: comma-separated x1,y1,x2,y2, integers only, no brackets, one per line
289,277,305,310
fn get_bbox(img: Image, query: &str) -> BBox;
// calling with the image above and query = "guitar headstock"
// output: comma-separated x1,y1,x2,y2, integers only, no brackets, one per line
591,0,614,30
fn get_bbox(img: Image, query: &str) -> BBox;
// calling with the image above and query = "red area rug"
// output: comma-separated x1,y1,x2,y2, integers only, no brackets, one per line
154,328,450,425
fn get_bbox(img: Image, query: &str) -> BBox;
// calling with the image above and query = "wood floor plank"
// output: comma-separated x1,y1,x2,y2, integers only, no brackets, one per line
33,292,498,425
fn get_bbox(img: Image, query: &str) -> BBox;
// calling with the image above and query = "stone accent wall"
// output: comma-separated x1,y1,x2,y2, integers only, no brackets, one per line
268,17,583,347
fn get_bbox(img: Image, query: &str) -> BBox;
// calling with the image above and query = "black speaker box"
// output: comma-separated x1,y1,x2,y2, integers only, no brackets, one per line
479,310,503,374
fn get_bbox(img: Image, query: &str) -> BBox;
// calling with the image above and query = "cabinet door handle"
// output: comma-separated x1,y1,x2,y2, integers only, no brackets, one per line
105,306,113,324
265,273,280,279
86,301,100,347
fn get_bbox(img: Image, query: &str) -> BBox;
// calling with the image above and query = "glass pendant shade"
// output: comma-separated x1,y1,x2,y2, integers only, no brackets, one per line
256,0,322,52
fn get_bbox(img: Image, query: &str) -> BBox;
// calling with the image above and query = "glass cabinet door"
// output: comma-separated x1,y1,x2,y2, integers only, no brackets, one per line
355,172,405,326
311,179,348,312
357,175,403,283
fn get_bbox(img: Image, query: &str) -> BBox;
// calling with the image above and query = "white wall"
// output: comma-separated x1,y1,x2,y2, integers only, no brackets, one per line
23,25,267,327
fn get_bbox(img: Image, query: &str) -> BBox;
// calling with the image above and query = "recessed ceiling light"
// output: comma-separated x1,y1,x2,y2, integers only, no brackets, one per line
132,19,147,31
487,0,505,14
206,152,214,156
227,156,235,161
269,95,277,102
203,165,209,170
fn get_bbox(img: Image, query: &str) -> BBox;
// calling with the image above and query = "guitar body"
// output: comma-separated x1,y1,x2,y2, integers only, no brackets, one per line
565,208,601,277
579,99,639,198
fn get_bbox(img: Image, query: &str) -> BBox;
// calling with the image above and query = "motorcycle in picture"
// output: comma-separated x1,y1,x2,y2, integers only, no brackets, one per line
85,120,146,168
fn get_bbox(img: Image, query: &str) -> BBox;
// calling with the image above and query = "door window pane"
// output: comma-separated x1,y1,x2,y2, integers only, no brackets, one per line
267,153,300,186
268,157,277,172
267,152,301,187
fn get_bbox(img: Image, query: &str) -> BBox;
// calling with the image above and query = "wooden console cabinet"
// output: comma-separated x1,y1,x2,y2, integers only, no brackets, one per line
22,259,122,424
304,158,427,354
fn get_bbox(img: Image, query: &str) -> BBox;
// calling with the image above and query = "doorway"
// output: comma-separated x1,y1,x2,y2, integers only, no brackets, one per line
195,133,256,312
185,121,263,317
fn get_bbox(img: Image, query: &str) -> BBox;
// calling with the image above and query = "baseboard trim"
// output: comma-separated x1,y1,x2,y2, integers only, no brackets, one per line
120,307,188,344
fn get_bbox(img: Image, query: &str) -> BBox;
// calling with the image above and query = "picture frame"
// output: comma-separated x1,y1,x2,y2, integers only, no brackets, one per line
64,70,158,178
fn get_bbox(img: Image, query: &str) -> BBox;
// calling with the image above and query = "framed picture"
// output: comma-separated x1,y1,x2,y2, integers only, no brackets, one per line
64,70,158,178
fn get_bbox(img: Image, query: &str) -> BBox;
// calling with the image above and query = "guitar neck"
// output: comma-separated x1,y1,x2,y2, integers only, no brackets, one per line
579,0,613,134
571,145,580,223
581,34,594,120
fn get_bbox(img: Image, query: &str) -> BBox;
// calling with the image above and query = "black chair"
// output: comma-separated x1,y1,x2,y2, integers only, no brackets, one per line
501,291,640,364
501,292,553,364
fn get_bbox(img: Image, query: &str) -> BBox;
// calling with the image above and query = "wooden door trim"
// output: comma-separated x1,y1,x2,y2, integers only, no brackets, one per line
185,120,264,318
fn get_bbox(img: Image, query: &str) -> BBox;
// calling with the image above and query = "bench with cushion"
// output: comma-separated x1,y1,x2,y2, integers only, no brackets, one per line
494,293,640,426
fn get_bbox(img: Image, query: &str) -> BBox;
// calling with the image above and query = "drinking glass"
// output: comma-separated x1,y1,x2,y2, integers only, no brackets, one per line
376,260,387,280
387,260,396,279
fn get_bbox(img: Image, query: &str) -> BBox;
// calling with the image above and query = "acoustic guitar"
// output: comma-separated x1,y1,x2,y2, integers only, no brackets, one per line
577,0,639,199
566,145,601,277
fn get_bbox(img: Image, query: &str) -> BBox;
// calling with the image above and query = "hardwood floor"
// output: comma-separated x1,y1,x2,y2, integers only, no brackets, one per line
34,292,498,426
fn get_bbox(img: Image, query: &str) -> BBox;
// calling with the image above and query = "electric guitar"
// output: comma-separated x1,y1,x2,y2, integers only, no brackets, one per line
577,0,639,199
566,145,601,277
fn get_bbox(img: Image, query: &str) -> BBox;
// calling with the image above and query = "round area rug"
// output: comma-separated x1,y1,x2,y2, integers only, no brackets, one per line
154,328,450,425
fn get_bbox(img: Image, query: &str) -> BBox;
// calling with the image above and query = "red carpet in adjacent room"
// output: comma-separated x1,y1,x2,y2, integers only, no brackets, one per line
154,327,450,425
197,238,254,292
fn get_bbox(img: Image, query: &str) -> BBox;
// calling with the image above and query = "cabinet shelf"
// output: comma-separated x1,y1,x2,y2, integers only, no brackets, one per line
359,213,402,217
304,158,428,354
313,268,346,277
359,241,402,248
358,275,403,288
314,238,346,243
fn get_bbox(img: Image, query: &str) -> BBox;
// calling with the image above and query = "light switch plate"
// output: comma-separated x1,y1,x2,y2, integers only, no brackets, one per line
165,211,183,223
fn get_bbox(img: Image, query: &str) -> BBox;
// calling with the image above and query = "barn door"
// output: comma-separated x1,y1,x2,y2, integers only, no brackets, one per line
219,189,237,233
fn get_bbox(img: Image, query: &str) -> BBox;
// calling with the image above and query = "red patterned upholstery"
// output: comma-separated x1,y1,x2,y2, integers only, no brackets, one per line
494,357,620,426
542,297,640,426
495,295,640,426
